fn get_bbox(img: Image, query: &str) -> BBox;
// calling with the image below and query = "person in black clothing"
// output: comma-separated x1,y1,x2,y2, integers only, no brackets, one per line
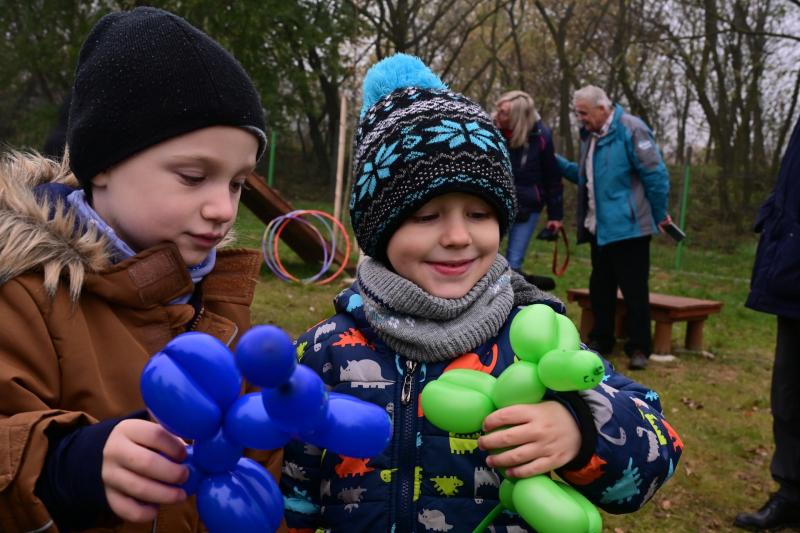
493,90,563,290
736,115,800,531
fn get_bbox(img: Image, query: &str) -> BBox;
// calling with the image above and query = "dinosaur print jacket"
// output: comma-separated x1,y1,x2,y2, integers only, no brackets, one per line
281,286,682,532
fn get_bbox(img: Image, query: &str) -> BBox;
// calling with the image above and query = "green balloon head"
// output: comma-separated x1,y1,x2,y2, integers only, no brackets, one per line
509,304,564,363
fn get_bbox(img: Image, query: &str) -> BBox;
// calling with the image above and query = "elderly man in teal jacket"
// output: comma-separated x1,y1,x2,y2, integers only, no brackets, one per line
558,85,672,370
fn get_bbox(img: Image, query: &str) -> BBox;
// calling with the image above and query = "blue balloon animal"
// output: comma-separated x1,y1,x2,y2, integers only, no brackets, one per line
140,325,393,533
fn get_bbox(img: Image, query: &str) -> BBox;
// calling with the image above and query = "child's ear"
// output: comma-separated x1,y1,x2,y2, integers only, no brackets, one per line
90,170,110,189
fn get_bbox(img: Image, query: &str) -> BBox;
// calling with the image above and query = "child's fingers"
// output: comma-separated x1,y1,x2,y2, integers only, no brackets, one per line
477,423,537,451
484,441,541,470
482,404,540,432
483,434,578,476
105,486,159,522
503,456,555,479
124,420,188,462
104,421,189,485
104,465,187,506
485,441,561,477
113,442,189,485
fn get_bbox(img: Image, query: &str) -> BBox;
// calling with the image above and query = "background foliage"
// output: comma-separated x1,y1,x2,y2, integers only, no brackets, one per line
2,0,799,234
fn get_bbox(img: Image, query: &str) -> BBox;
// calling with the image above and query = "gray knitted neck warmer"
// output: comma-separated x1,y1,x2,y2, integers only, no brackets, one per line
357,255,548,362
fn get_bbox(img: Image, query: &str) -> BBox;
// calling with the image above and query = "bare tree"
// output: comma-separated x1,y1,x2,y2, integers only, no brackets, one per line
642,0,793,222
532,0,611,158
347,0,512,79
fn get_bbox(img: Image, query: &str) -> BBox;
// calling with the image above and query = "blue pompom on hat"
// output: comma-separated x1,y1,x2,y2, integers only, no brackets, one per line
359,54,448,117
349,54,517,263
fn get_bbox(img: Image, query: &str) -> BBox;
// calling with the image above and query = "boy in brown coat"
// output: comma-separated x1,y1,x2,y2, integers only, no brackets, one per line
0,7,282,532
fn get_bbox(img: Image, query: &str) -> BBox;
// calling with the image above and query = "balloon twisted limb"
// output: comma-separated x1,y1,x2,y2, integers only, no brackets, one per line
141,325,392,532
420,304,605,533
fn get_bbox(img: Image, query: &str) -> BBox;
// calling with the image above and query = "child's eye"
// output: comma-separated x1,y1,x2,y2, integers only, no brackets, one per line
231,180,248,193
412,213,438,223
469,211,492,220
178,173,205,184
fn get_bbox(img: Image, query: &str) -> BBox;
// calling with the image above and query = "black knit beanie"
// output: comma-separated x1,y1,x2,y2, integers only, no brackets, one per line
67,7,267,192
349,54,517,262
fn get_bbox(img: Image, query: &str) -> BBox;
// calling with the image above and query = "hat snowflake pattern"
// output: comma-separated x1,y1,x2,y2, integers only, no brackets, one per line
349,54,517,262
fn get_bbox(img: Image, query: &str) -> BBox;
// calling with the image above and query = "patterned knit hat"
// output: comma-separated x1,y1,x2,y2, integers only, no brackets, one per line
67,7,267,193
350,54,516,262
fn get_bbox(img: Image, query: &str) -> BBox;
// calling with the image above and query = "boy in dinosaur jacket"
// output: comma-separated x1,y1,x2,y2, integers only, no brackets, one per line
280,54,682,532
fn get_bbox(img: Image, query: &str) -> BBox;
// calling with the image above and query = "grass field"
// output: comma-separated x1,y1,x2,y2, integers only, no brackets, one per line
233,201,778,533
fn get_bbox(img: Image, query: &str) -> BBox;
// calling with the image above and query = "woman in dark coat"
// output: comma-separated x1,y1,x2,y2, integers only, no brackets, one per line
493,91,563,289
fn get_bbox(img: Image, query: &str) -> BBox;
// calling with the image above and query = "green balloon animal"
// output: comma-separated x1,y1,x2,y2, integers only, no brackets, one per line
420,304,605,533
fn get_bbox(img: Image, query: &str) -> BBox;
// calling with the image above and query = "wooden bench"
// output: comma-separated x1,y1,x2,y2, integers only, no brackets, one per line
566,288,723,355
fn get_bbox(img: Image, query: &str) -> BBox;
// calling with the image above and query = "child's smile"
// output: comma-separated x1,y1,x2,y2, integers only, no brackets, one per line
387,192,500,299
425,258,477,277
187,231,225,250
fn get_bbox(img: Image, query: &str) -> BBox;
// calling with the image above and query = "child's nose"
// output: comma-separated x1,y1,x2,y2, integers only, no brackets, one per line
201,188,236,223
440,218,472,247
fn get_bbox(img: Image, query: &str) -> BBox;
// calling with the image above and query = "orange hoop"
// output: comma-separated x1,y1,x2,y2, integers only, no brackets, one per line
263,209,350,285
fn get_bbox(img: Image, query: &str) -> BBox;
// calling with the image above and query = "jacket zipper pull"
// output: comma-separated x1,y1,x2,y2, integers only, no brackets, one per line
401,359,418,405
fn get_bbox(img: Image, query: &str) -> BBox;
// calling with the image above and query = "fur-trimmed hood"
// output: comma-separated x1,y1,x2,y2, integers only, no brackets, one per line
0,151,112,299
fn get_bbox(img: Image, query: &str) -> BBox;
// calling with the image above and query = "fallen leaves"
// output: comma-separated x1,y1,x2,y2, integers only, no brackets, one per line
681,396,704,409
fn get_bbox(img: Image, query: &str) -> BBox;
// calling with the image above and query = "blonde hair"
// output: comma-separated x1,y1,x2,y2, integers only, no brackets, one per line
494,91,541,149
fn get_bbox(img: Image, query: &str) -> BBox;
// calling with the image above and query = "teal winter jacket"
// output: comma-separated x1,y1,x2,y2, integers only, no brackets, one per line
557,104,669,246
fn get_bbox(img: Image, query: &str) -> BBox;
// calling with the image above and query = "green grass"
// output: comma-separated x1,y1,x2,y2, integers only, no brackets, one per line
233,203,777,533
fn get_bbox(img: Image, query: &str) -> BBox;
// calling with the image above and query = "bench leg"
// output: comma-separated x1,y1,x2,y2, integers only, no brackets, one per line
615,308,626,339
579,308,594,343
685,319,706,351
653,321,673,354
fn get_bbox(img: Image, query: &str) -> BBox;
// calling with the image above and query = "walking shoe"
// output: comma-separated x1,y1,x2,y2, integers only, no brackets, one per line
586,340,614,356
628,351,649,370
734,493,800,531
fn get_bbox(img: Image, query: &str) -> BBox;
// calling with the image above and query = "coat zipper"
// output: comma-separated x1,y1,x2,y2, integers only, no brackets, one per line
187,305,205,331
395,359,418,532
401,359,417,405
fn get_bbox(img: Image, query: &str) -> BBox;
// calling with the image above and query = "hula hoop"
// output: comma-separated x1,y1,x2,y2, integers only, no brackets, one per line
271,212,333,283
262,212,329,283
261,209,350,285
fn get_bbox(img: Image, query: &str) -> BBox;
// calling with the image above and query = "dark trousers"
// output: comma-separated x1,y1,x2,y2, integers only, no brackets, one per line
589,235,652,356
772,316,800,502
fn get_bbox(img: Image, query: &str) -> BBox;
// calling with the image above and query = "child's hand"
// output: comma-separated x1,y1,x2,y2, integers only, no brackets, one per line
477,401,581,478
102,419,189,522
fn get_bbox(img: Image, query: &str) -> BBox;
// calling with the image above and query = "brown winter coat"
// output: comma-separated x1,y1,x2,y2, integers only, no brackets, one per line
0,154,283,532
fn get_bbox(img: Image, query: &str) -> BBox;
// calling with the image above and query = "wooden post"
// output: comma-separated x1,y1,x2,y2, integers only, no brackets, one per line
653,322,673,354
614,308,626,338
333,94,348,245
578,308,594,342
685,319,706,350
267,130,278,187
